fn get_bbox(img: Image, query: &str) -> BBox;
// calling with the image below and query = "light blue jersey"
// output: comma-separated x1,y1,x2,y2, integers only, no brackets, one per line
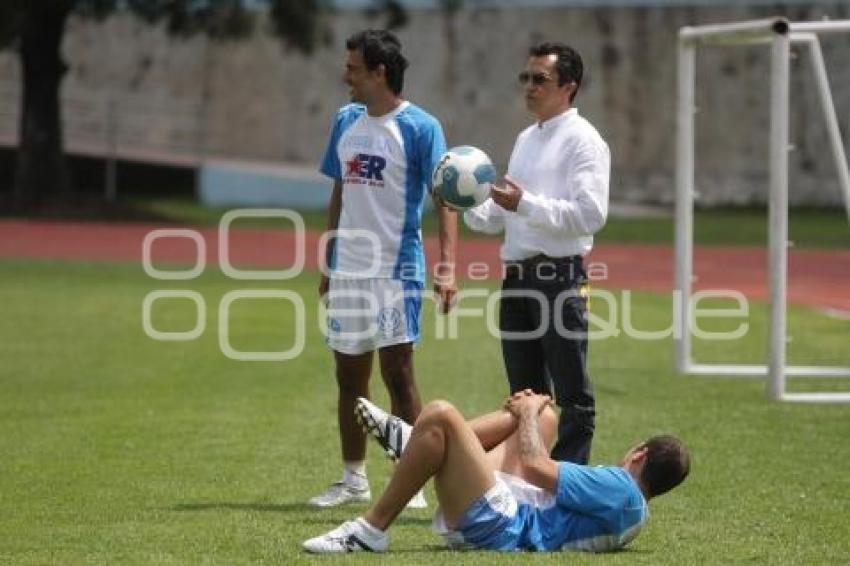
440,464,648,552
319,101,446,282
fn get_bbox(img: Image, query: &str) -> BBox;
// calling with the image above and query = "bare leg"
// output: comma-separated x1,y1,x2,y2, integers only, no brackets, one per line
378,343,421,425
334,350,373,462
361,402,557,532
465,404,556,456
485,405,558,477
364,400,496,530
467,409,519,451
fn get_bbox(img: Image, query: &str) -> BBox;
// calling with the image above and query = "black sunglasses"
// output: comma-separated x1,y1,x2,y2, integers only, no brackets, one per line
518,71,553,86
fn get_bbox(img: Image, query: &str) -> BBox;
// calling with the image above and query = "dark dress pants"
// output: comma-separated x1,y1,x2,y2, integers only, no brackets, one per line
499,255,595,464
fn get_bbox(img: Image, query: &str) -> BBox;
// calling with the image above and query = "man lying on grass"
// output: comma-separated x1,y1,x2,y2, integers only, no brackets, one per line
303,391,690,553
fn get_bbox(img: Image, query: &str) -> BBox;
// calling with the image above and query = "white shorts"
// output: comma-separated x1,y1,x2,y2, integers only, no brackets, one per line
325,277,424,355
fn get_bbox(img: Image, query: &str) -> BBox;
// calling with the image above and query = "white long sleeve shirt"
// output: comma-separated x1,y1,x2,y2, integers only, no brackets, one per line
464,108,610,261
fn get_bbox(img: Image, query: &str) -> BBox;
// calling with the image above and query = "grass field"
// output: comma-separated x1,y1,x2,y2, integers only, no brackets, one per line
128,197,850,249
1,259,849,564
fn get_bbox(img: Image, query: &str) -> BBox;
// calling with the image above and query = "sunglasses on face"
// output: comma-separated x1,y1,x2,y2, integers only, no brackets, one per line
518,71,553,86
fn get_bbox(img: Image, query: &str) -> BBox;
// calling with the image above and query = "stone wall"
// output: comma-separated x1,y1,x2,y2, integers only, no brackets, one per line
1,3,848,205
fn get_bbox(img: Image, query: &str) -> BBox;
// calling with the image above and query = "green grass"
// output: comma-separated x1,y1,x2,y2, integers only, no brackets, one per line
129,197,849,249
1,260,849,564
598,206,850,249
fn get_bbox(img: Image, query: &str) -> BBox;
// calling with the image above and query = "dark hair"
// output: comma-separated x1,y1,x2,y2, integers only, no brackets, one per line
346,30,409,95
529,42,583,101
639,435,690,498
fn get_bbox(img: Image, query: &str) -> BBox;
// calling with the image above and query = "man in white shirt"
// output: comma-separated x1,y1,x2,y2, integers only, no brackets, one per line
310,30,458,508
465,42,610,464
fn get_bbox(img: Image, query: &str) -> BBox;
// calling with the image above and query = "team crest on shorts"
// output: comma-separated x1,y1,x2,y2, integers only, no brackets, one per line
377,308,402,336
328,317,342,333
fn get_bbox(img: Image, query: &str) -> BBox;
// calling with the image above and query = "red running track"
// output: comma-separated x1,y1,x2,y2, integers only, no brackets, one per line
2,219,848,312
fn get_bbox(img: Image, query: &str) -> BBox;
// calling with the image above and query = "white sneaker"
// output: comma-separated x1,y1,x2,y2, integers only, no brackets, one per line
355,397,412,461
406,489,428,509
303,517,389,553
308,481,371,507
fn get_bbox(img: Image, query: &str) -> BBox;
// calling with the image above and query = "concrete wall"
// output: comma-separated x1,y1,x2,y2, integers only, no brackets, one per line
1,3,848,206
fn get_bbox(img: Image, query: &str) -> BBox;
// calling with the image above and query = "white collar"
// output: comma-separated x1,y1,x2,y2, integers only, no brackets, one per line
537,107,577,130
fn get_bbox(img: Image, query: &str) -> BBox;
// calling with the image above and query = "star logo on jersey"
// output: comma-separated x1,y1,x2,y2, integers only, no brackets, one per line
345,156,362,176
345,153,386,182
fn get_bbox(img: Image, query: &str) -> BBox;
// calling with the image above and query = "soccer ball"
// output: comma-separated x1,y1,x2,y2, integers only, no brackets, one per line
432,146,497,211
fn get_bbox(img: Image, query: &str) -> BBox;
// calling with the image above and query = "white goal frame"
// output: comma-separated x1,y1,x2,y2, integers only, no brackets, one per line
674,18,850,403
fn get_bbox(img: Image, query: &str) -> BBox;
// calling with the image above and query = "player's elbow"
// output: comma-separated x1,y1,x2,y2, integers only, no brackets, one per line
519,456,558,492
519,456,545,477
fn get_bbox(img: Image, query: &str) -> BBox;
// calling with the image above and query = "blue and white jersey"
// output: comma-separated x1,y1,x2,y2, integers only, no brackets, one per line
514,463,648,552
319,101,446,282
437,464,648,552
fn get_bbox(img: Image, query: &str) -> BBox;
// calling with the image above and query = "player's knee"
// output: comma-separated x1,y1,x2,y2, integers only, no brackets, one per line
540,405,558,438
540,404,557,425
418,400,458,426
337,378,367,398
382,369,415,398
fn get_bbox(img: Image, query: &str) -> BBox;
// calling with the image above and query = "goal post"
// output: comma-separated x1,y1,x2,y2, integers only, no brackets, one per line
674,18,850,403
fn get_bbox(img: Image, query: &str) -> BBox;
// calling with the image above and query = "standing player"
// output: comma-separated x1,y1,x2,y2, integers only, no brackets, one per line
465,42,610,465
309,30,458,508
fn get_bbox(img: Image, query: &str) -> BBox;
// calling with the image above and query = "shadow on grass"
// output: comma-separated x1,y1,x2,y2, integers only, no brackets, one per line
169,502,654,553
170,501,432,526
172,502,316,513
356,545,653,556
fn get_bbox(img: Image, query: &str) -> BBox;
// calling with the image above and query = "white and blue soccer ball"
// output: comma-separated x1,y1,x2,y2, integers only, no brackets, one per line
432,146,497,211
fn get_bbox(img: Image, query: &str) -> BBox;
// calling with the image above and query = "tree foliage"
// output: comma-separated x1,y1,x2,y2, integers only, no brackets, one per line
0,1,337,52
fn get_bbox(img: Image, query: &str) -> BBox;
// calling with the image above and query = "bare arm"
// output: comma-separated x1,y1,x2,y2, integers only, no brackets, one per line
319,180,343,298
511,396,559,493
433,197,458,313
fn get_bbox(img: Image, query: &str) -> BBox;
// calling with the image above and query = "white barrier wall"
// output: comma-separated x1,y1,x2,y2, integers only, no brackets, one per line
1,4,848,205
